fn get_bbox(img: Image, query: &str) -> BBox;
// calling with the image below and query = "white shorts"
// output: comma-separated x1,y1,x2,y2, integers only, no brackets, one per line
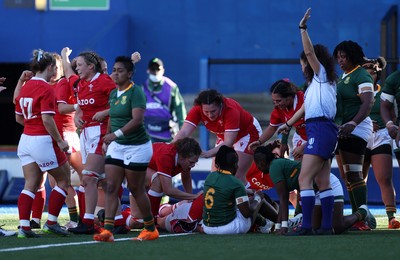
216,135,251,153
63,130,81,154
292,132,307,148
315,173,344,205
17,134,67,172
215,117,262,154
106,140,153,166
80,125,103,164
202,209,251,235
366,128,392,150
352,117,373,142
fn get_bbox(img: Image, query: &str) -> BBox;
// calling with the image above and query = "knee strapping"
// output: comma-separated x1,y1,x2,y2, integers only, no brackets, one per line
82,170,105,179
342,164,363,173
148,189,164,197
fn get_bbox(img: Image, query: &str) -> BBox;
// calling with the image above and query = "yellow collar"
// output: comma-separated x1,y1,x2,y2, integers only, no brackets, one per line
119,82,133,92
344,65,360,75
217,169,232,175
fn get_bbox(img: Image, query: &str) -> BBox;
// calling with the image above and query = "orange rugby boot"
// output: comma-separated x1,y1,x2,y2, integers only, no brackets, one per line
132,228,159,241
93,229,114,242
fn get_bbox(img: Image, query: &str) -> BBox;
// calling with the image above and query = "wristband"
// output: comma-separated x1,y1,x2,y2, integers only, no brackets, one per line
257,139,262,145
347,121,357,127
73,104,78,111
114,129,124,138
275,223,281,230
386,121,394,127
299,25,307,30
281,221,288,228
285,122,291,127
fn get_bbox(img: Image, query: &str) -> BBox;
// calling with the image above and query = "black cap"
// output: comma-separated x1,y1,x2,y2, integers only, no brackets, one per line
148,57,164,71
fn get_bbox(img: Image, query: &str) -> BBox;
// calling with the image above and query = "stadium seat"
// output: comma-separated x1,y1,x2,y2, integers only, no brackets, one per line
1,177,24,203
0,170,8,199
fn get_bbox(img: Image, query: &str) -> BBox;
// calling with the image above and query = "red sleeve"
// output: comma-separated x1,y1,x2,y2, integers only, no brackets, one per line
185,105,202,126
68,74,79,87
269,108,284,126
56,78,74,104
15,92,22,114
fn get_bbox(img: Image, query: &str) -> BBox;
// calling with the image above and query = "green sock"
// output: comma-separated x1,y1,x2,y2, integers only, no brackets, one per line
68,206,79,222
143,216,155,231
349,180,367,208
104,218,115,232
347,186,357,213
386,205,396,220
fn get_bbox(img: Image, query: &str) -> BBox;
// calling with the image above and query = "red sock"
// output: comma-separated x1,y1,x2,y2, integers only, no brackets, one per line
115,215,125,226
46,186,67,225
78,185,85,220
148,193,162,217
18,190,35,230
31,187,46,220
188,193,204,220
82,218,94,226
121,207,131,223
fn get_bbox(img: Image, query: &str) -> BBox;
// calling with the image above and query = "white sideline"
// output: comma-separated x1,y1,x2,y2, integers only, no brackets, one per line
0,232,195,253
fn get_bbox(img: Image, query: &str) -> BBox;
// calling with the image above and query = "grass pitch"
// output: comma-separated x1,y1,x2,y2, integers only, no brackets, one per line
1,213,400,260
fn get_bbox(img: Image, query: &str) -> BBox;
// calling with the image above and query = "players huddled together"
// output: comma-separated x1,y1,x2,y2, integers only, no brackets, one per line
2,7,400,240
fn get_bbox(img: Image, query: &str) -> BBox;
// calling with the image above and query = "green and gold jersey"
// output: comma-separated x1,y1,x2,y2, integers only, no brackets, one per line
269,158,301,191
203,170,248,227
108,83,150,145
369,85,384,129
382,71,400,123
335,66,373,124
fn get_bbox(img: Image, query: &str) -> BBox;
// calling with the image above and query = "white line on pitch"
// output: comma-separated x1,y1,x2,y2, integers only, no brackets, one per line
0,233,195,253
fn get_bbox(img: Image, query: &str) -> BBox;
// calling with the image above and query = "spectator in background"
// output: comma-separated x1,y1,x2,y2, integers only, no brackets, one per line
15,49,71,238
143,58,187,143
334,39,374,231
174,89,262,185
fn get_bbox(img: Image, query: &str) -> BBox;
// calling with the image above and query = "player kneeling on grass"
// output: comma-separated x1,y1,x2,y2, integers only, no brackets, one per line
200,145,271,235
254,144,370,235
